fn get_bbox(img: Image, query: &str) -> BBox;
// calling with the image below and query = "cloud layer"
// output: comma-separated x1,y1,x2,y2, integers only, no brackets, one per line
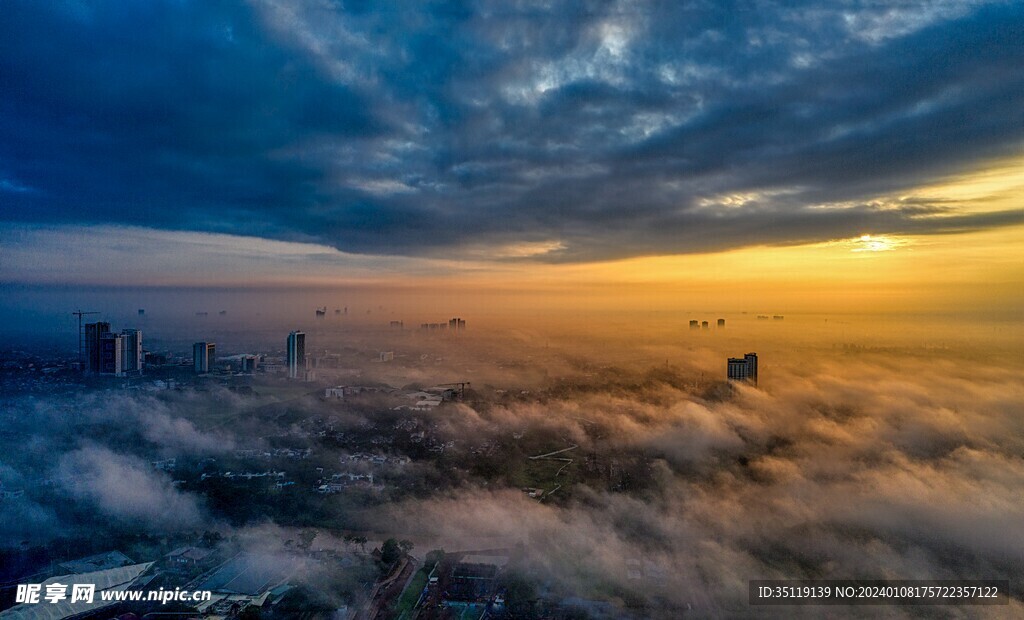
1,0,1022,262
2,320,1023,615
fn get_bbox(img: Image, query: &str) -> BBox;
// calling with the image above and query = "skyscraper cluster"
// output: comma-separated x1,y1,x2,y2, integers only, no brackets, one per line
84,321,144,377
419,318,467,332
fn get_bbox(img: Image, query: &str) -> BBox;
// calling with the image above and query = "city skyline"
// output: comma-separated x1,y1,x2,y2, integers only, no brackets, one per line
1,2,1022,618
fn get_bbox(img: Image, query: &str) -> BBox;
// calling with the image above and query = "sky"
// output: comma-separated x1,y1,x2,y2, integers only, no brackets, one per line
1,0,1022,315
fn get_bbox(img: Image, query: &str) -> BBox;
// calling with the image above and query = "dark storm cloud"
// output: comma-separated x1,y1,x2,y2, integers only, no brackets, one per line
1,0,1021,261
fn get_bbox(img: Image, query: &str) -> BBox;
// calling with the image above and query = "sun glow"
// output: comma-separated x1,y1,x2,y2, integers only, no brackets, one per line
850,234,907,252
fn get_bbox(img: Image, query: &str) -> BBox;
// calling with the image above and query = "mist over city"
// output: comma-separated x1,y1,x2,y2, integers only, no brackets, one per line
2,310,1021,618
1,1,1022,619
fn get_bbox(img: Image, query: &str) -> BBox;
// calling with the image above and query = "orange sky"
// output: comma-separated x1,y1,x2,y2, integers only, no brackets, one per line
3,156,1022,317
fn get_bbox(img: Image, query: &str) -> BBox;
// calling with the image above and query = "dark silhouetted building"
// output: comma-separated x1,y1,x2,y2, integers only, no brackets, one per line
727,353,758,385
85,321,111,373
193,342,215,374
287,331,305,379
717,318,726,327
689,320,699,330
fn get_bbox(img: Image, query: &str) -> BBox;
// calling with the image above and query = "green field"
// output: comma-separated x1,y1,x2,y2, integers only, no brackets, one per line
510,455,577,498
395,568,429,618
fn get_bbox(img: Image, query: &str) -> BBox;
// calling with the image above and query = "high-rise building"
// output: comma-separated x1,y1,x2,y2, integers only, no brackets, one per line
287,331,305,379
99,332,123,376
85,321,111,373
449,318,466,332
120,329,143,375
717,318,726,327
701,321,709,330
689,320,699,330
239,354,259,373
193,342,215,374
727,353,758,385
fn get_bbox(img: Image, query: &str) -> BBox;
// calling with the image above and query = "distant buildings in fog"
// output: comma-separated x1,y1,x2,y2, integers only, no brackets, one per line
193,342,216,374
81,309,477,381
239,354,259,373
689,318,725,330
286,331,305,379
84,321,144,377
727,353,758,385
120,329,143,374
688,315,789,330
419,318,467,333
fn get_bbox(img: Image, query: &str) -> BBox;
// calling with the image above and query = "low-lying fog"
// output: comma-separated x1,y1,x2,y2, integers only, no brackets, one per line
2,312,1021,617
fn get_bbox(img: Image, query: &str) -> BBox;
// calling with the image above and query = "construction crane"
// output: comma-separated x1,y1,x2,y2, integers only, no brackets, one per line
71,309,99,368
435,382,471,399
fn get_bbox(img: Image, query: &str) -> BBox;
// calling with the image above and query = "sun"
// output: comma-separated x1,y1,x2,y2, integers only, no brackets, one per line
852,234,904,252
